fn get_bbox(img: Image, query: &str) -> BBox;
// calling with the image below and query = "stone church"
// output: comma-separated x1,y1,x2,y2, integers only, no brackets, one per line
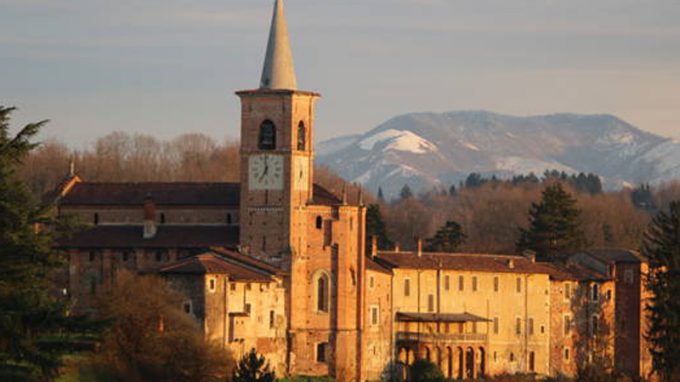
52,1,653,380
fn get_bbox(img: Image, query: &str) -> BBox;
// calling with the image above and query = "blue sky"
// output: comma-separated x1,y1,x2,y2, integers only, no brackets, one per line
2,0,679,146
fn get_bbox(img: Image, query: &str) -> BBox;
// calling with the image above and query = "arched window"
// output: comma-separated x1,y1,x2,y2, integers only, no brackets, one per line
258,120,276,150
315,271,330,313
297,121,306,151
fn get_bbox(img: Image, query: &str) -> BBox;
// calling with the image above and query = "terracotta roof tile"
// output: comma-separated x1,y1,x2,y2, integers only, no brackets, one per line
160,253,273,282
376,251,553,275
60,182,240,206
366,256,392,274
57,225,239,249
312,184,342,206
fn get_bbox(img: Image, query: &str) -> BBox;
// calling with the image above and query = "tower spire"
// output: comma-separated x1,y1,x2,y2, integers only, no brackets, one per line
260,0,298,90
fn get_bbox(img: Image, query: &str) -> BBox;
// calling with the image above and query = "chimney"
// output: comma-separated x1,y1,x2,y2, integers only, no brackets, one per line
371,235,378,258
143,193,157,239
341,183,348,205
507,259,515,269
523,250,537,263
394,242,401,253
416,237,422,257
68,157,75,177
358,188,364,206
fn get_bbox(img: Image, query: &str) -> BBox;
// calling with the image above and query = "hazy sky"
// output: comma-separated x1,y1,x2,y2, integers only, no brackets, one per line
2,0,680,147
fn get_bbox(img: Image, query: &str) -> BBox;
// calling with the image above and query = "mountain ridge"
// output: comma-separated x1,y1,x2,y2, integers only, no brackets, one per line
315,110,680,198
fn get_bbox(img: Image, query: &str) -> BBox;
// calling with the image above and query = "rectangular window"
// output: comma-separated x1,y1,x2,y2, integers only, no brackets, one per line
564,282,572,300
208,277,217,293
458,323,464,333
245,303,252,314
427,294,435,312
316,343,327,363
370,305,379,326
404,278,411,297
516,277,522,293
591,284,600,302
230,283,236,291
564,347,570,361
493,276,499,292
564,315,571,335
444,275,450,291
472,322,477,333
369,276,375,289
269,310,275,328
472,276,478,292
515,318,521,335
493,317,499,334
459,275,464,291
528,317,534,335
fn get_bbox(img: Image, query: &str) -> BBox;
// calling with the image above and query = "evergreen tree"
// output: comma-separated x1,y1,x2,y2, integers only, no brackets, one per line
366,204,393,254
426,220,466,252
0,106,99,381
643,201,680,382
232,349,275,382
448,184,456,197
516,183,587,260
399,184,413,200
377,186,385,202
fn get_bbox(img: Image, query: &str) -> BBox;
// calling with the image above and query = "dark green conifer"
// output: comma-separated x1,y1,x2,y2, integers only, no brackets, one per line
366,204,393,254
232,349,275,382
643,201,680,382
426,220,466,252
516,183,587,260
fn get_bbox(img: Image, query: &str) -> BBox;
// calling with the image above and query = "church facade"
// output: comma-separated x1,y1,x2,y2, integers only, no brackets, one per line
52,1,652,381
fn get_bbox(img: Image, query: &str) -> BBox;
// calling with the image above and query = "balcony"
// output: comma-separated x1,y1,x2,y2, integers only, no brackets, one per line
396,331,487,343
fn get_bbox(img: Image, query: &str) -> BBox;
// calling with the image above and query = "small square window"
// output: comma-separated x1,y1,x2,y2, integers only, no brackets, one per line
183,300,193,314
230,283,236,291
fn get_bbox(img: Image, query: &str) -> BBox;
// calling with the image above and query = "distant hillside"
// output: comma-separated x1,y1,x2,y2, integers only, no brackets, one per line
316,111,680,198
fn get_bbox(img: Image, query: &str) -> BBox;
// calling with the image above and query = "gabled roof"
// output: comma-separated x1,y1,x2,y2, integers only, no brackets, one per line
312,184,342,206
160,253,273,282
375,251,552,275
578,248,647,264
60,182,240,206
396,312,490,323
57,225,239,249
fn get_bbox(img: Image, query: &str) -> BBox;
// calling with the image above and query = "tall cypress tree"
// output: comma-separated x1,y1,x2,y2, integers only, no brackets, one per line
516,183,587,260
0,106,98,381
643,201,680,382
366,204,393,254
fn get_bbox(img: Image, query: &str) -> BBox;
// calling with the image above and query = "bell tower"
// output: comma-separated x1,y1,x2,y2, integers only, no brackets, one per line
237,0,319,264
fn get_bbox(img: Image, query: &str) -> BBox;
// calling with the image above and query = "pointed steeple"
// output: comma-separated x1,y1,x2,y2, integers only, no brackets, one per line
260,0,298,90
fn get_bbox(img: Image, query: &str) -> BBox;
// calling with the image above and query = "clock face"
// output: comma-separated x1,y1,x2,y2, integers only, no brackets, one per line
294,156,310,191
249,154,283,190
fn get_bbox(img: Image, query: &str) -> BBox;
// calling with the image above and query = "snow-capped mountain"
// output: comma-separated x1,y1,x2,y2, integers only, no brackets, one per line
315,111,680,198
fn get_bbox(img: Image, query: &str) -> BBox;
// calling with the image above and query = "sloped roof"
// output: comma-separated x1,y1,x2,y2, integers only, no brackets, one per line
210,247,283,275
312,184,342,205
58,181,341,207
159,253,273,282
366,256,392,274
57,225,239,249
579,248,647,264
60,182,240,206
375,251,553,275
396,312,490,323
